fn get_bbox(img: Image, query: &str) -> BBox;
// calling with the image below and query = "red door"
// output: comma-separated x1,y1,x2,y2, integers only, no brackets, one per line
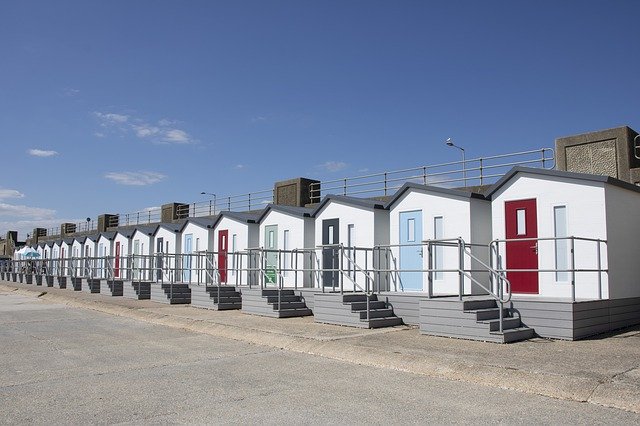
218,230,228,284
114,242,121,278
505,199,539,294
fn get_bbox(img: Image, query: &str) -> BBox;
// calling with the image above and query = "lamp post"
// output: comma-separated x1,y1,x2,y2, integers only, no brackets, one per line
445,138,467,187
200,192,217,215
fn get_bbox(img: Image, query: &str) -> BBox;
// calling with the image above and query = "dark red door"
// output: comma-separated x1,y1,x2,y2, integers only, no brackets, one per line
114,242,121,278
218,230,228,283
505,199,539,294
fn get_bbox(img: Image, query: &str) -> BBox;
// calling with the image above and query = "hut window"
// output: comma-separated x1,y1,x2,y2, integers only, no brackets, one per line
516,209,526,235
407,219,415,242
434,216,444,280
554,206,568,282
283,230,290,276
231,234,237,275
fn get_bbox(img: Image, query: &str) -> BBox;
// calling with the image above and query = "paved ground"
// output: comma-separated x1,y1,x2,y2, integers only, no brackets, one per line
0,281,639,423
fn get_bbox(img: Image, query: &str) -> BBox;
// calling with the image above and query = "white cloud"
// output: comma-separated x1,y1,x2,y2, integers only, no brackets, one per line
0,203,56,219
234,164,245,169
63,88,80,97
104,171,166,186
94,132,106,138
94,111,194,145
28,149,58,157
132,124,160,138
94,111,129,124
0,189,25,200
143,206,160,212
317,161,348,173
251,115,268,123
163,129,191,144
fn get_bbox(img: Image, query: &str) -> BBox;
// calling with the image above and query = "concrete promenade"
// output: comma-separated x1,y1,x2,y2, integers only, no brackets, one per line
1,280,639,418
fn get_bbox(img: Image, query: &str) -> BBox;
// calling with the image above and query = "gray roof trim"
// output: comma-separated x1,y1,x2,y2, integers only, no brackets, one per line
98,231,117,240
84,234,100,242
311,194,386,217
62,238,74,245
178,216,219,233
486,166,640,198
257,205,314,223
153,222,183,235
384,182,486,209
115,229,135,239
131,225,156,237
210,211,262,229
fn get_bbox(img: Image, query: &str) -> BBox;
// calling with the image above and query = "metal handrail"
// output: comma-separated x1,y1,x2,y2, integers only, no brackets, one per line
309,148,554,202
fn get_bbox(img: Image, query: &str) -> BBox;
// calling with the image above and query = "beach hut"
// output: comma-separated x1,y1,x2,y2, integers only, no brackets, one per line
113,228,135,279
152,222,183,282
130,226,156,280
386,182,492,295
311,195,389,291
487,166,640,339
211,211,260,285
257,205,315,288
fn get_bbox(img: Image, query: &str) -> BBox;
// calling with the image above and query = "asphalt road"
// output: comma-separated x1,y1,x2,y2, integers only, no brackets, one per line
0,292,637,424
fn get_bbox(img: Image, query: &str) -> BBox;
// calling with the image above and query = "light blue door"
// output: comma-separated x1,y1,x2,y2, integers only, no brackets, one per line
183,234,192,282
399,211,423,291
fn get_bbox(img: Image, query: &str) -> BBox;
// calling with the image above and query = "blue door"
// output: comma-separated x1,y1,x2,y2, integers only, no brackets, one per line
183,234,192,282
399,211,423,291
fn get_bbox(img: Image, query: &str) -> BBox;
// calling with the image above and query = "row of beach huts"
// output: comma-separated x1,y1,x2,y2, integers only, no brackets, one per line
4,166,640,343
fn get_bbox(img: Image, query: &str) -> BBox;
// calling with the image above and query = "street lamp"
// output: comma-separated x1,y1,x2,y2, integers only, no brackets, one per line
445,138,467,187
200,192,217,215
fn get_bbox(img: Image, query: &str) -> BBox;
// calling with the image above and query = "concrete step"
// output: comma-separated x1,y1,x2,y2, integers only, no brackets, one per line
265,295,301,303
342,293,378,303
491,327,536,343
483,317,522,332
349,300,387,311
276,308,313,318
261,289,295,297
366,316,404,328
462,299,497,311
271,301,306,310
472,308,510,321
357,308,395,320
206,285,238,293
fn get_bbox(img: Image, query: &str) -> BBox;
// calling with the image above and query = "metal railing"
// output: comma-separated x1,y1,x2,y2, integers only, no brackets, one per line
4,234,607,310
106,189,274,229
309,148,554,202
490,236,607,302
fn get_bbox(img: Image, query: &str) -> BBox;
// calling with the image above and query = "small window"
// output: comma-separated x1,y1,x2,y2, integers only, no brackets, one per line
283,230,290,276
328,226,334,243
434,217,444,280
195,238,200,252
516,209,526,235
268,230,275,248
231,234,237,275
347,224,355,247
554,206,568,281
407,219,415,242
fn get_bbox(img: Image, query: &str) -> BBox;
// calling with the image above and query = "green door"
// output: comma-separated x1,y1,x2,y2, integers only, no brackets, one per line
264,225,278,284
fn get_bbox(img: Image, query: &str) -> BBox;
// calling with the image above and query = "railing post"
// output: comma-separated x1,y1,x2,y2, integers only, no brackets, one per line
423,166,427,185
427,241,433,298
479,158,484,186
458,238,464,300
339,245,343,293
384,173,388,196
570,237,576,302
597,240,602,300
248,193,251,211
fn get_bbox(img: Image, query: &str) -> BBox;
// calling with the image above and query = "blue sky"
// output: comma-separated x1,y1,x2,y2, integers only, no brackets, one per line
1,1,639,239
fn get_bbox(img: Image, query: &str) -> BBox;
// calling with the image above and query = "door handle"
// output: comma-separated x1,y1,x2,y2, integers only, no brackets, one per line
417,248,423,258
530,243,538,254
